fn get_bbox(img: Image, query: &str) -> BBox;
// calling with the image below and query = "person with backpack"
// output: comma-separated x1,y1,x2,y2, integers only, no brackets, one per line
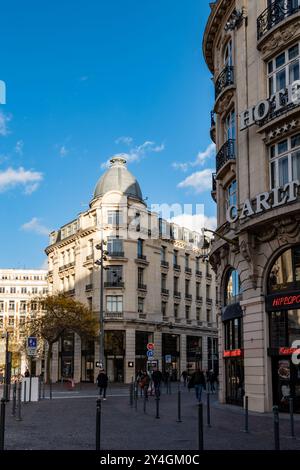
188,368,206,402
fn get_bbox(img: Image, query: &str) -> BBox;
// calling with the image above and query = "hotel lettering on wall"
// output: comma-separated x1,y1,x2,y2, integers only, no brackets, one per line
240,81,300,131
226,180,300,223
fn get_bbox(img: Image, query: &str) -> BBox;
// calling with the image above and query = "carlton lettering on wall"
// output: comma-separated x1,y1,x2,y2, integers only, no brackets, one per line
240,81,300,131
226,180,299,223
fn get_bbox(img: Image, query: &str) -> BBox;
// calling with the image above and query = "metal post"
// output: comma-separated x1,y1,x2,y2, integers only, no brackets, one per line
207,392,211,428
177,385,182,423
129,382,133,407
198,402,204,451
96,240,105,370
134,383,138,411
3,332,9,402
11,382,17,416
29,375,32,403
24,380,27,404
155,396,160,419
273,405,280,451
96,398,101,451
289,397,295,439
42,380,45,400
0,398,6,450
16,382,22,421
49,379,52,400
244,396,249,433
143,393,147,414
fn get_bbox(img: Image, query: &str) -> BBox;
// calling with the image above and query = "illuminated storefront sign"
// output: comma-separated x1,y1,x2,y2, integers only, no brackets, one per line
266,290,300,312
240,81,300,131
279,347,300,356
226,180,299,223
223,349,243,358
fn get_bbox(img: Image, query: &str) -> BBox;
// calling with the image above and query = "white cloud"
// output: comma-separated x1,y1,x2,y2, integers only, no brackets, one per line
177,168,214,193
15,140,24,156
102,140,165,168
172,143,215,171
0,167,43,194
115,136,133,146
170,213,217,233
21,217,50,236
59,145,69,157
0,111,12,136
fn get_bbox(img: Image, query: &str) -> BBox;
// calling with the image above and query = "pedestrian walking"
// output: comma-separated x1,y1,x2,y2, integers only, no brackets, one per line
181,370,188,387
188,368,206,402
96,369,108,400
24,368,30,378
209,370,216,393
152,368,163,397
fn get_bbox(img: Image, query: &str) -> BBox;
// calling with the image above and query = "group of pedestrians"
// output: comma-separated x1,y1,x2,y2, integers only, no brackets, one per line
187,368,218,402
136,368,163,399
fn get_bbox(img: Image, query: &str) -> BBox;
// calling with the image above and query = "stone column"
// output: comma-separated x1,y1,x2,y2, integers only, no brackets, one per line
73,334,81,383
153,331,162,370
125,329,135,384
180,334,186,377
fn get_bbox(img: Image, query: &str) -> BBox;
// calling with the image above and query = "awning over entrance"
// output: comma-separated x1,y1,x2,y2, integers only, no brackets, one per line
221,302,243,322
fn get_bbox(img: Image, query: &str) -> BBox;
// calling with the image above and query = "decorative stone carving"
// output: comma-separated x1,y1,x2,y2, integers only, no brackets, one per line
215,89,235,115
239,235,259,289
257,216,300,244
261,21,300,57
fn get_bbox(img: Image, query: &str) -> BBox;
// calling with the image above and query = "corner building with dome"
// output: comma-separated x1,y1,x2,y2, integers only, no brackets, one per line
45,157,218,384
204,0,300,413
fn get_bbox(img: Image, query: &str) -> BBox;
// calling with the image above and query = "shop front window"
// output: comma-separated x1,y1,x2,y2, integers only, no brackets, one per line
224,317,243,350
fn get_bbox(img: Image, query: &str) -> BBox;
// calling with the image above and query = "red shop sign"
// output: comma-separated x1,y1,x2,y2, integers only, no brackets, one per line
223,349,243,358
266,290,300,311
279,347,300,356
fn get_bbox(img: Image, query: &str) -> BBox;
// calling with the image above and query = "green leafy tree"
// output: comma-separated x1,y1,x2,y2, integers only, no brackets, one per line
24,293,98,383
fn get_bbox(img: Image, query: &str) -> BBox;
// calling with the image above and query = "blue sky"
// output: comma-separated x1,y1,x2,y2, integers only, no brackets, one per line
0,0,215,269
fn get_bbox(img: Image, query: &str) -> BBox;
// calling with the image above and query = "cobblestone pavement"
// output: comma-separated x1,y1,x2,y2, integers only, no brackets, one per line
2,384,300,450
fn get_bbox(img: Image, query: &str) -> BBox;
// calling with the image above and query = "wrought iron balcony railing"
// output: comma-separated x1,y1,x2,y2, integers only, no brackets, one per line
104,281,124,288
85,284,93,292
107,251,124,258
257,0,300,40
173,264,181,271
161,288,169,295
216,139,236,174
161,260,169,268
210,111,216,128
212,173,217,193
215,66,234,99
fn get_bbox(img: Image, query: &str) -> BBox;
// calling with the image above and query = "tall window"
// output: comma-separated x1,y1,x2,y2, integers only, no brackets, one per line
185,279,190,296
161,246,167,262
268,42,300,96
162,301,167,317
106,266,123,285
161,274,167,290
137,239,143,258
107,236,123,255
196,307,201,321
106,295,123,313
174,277,178,293
224,109,236,142
270,133,300,188
196,282,200,298
226,180,237,217
185,254,190,269
185,305,190,320
225,269,241,305
138,268,144,287
224,39,233,66
196,257,200,272
138,297,144,314
268,245,300,292
9,301,15,311
173,250,178,266
174,304,179,319
225,318,243,350
107,210,122,225
0,301,4,312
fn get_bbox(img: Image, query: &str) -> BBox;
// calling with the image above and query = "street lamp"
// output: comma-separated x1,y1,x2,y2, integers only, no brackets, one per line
202,228,238,248
1,331,10,401
95,240,107,370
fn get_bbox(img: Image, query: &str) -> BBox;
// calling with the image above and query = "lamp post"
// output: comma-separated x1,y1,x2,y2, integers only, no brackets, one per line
95,240,107,370
1,332,10,401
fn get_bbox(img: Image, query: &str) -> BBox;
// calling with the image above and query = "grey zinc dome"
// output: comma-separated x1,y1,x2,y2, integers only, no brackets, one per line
93,156,143,202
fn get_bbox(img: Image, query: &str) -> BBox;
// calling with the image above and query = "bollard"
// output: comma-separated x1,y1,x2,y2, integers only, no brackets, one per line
177,385,182,423
155,396,160,419
16,382,22,421
134,384,138,411
289,397,295,439
143,393,147,414
0,398,6,450
273,406,280,451
42,380,45,400
38,377,41,401
198,402,204,451
11,382,17,417
244,396,249,433
49,380,53,400
96,399,101,451
24,380,27,404
29,376,32,403
129,382,133,407
207,392,211,428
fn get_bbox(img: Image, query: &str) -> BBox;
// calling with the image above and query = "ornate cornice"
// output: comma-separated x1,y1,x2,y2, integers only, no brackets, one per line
259,16,300,59
203,0,235,73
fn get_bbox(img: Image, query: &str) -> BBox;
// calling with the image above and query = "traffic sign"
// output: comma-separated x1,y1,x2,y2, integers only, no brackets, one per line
165,354,172,364
147,343,154,350
27,348,37,357
27,337,37,348
147,350,154,358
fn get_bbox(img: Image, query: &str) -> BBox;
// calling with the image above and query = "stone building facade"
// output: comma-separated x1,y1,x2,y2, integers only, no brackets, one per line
203,0,300,413
0,269,48,375
45,157,218,384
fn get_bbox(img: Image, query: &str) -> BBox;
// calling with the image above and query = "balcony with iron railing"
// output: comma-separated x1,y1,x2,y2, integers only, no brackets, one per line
185,267,192,274
174,291,181,299
257,0,300,41
161,288,169,295
107,251,125,258
105,311,123,320
173,264,181,272
104,281,124,288
211,173,217,202
210,111,216,143
185,293,192,300
216,139,236,177
161,260,169,268
85,284,93,292
215,66,234,100
137,283,147,291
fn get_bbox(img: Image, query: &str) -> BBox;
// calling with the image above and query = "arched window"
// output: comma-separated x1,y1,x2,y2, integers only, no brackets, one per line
268,245,300,293
224,39,233,67
225,268,241,305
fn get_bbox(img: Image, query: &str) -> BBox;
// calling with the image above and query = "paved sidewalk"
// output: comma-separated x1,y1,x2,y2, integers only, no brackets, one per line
2,385,300,450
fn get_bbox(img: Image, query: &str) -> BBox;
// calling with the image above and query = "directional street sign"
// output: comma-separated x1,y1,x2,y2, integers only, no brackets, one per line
28,337,37,348
147,343,154,350
147,350,154,358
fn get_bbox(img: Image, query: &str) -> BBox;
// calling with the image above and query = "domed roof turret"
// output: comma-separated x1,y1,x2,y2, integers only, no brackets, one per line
93,156,143,202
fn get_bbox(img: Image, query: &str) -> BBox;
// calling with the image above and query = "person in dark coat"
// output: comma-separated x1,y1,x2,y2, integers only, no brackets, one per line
152,368,163,397
181,370,188,387
97,369,108,400
188,368,206,402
